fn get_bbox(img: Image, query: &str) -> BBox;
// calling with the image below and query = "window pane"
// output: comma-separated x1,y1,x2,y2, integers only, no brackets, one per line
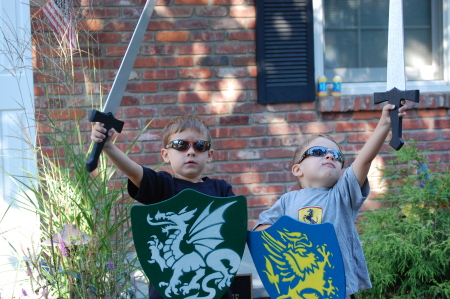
360,0,389,27
361,30,387,67
323,0,359,27
325,30,358,68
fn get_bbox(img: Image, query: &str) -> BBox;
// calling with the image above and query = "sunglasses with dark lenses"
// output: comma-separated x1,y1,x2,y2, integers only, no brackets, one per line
297,146,345,166
166,139,211,152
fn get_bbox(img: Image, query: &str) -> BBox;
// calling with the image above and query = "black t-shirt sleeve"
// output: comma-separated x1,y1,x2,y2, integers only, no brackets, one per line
127,166,175,205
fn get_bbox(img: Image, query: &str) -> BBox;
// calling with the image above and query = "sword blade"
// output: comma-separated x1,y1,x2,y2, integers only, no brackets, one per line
386,0,406,91
102,0,157,114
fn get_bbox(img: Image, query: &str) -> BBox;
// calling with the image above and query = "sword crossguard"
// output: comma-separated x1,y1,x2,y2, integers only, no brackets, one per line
373,87,420,151
86,109,125,172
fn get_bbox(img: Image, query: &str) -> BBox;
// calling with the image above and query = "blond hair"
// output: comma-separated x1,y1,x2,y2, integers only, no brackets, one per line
162,115,211,146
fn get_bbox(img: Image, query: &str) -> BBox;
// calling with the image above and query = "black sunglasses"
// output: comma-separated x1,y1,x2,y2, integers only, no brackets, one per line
297,146,345,166
166,139,211,152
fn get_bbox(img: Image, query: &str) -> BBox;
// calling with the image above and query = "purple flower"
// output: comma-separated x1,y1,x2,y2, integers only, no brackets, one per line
41,288,47,296
21,288,28,296
104,295,109,299
107,258,114,270
57,234,68,257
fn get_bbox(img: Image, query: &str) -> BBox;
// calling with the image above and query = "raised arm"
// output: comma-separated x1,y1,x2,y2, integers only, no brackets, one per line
352,101,407,187
91,122,143,187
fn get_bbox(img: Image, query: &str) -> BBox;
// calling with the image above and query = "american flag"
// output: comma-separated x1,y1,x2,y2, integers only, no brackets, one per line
42,0,77,51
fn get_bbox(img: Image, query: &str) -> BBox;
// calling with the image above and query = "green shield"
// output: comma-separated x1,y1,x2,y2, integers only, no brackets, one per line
131,189,247,299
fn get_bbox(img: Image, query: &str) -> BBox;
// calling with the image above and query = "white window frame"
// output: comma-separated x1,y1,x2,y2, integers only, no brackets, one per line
313,0,450,95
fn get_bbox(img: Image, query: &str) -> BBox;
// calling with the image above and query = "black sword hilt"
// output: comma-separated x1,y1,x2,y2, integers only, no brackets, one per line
373,87,420,150
86,109,125,172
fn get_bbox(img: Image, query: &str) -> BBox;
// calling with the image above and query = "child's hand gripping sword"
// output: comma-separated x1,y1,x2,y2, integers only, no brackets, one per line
86,0,157,172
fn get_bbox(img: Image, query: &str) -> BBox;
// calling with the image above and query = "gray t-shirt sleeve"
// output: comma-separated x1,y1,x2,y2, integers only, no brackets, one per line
253,194,287,230
332,165,370,211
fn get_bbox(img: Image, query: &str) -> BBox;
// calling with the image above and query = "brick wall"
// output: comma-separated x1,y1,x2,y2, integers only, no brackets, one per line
31,0,450,229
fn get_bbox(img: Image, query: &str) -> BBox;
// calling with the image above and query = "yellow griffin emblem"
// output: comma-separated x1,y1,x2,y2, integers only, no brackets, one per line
261,228,338,299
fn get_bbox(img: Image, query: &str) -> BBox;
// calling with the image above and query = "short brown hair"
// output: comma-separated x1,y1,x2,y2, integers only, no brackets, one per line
162,115,211,146
292,134,341,166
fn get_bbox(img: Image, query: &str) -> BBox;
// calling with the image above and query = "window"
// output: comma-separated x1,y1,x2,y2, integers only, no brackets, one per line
323,0,443,84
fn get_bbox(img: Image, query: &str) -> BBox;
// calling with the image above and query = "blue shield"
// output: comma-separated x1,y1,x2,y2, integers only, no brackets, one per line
131,189,247,299
247,216,346,298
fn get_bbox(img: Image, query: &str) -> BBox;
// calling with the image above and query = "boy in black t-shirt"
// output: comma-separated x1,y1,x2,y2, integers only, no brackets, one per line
91,115,233,299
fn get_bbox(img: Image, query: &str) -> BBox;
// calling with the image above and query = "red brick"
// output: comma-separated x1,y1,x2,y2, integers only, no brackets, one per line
196,56,229,66
232,103,265,114
434,119,450,129
179,92,211,103
443,130,450,139
211,19,246,30
251,184,284,195
145,118,171,129
160,81,195,91
180,68,212,79
219,115,249,125
214,139,247,149
230,6,256,17
121,32,154,43
47,84,83,95
213,0,244,4
348,133,371,143
147,20,174,31
132,57,157,68
287,112,318,123
196,7,228,17
214,67,247,78
234,126,266,137
228,31,255,41
403,119,431,130
82,8,119,18
175,20,208,29
160,57,194,67
129,154,159,166
215,44,247,54
231,173,264,184
248,66,257,77
156,32,190,42
103,0,135,5
161,105,194,116
143,94,177,104
143,70,177,80
249,137,281,147
268,124,301,135
210,128,233,138
217,162,251,173
123,119,141,130
426,141,450,151
231,149,264,160
104,20,138,32
266,172,296,183
116,143,143,154
353,111,382,120
418,108,447,118
155,7,193,18
105,46,127,56
191,31,225,42
212,91,246,102
232,186,251,196
265,148,295,159
95,33,119,43
213,150,230,161
125,82,158,93
251,161,284,172
197,103,230,114
123,107,158,118
175,0,208,4
127,130,162,142
408,131,438,141
336,122,367,132
301,123,334,134
231,56,256,66
178,44,212,55
141,45,175,55
48,109,85,120
321,112,352,121
144,142,164,153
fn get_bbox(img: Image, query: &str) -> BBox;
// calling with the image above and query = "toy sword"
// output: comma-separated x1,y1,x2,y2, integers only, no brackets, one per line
86,0,156,172
373,0,420,150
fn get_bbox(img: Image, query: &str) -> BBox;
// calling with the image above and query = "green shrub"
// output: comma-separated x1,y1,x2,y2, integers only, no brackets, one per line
358,141,450,299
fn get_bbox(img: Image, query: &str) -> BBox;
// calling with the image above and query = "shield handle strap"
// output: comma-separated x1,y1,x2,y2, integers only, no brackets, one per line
373,88,419,150
86,110,124,172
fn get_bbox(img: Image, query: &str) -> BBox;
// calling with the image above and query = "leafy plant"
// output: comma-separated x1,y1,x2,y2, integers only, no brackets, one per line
358,141,450,298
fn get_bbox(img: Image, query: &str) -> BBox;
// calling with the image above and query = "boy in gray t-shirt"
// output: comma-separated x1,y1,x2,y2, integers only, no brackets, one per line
255,102,408,297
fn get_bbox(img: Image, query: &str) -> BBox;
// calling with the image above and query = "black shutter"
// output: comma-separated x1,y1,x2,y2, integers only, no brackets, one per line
256,0,315,104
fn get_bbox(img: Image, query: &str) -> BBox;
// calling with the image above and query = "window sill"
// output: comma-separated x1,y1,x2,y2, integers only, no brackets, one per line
318,92,450,113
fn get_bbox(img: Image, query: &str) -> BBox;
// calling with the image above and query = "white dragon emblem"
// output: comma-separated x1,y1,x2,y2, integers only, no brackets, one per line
146,201,240,299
